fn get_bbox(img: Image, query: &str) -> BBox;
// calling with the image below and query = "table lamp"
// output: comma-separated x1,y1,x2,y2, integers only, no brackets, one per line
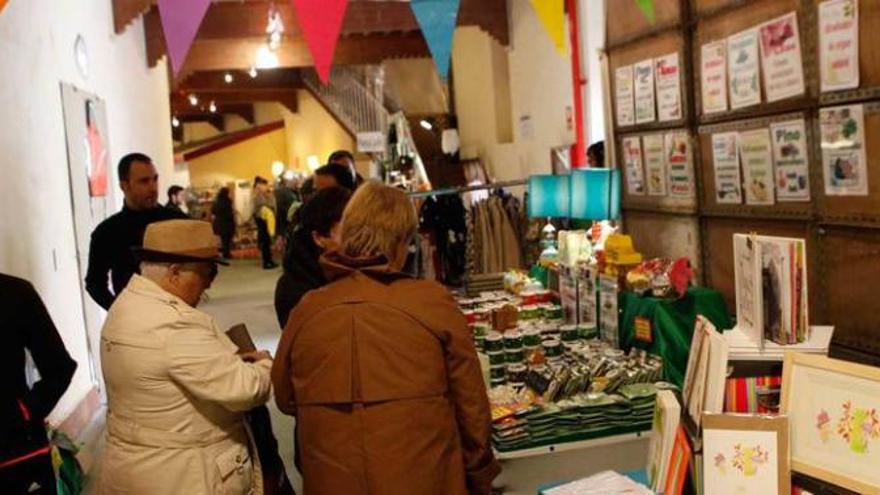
570,168,621,221
528,174,571,262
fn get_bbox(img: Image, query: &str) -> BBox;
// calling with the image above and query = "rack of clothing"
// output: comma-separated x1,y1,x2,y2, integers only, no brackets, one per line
408,181,528,285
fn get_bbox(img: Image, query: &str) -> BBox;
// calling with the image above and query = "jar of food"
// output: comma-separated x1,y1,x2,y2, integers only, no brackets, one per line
543,338,563,358
507,363,528,383
503,331,523,350
472,323,491,337
490,365,507,380
487,351,506,366
474,308,491,323
524,345,546,366
463,310,477,325
474,335,486,352
542,304,563,320
577,325,599,340
560,325,580,342
505,349,525,363
490,377,506,388
522,328,542,347
484,332,504,352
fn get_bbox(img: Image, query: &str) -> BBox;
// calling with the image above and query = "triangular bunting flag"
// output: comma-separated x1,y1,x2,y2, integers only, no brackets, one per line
0,0,9,14
410,0,461,80
157,0,212,76
635,0,656,25
529,0,566,56
291,0,349,84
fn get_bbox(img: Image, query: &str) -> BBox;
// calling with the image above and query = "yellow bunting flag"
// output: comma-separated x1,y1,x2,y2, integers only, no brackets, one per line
529,0,566,56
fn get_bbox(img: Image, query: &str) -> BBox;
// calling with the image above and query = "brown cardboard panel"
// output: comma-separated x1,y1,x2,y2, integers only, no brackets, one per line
819,225,880,356
697,113,814,217
815,0,880,103
818,104,880,224
694,0,759,18
694,0,817,121
701,217,818,319
609,30,686,131
606,0,682,47
623,210,702,273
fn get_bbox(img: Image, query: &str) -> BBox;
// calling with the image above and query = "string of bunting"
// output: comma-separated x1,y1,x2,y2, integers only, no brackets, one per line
529,0,567,56
410,0,461,81
0,0,9,15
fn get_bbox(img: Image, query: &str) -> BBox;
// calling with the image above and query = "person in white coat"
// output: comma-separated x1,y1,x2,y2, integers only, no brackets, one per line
99,219,273,494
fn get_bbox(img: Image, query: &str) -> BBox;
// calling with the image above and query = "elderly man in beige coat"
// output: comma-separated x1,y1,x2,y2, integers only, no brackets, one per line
99,220,273,494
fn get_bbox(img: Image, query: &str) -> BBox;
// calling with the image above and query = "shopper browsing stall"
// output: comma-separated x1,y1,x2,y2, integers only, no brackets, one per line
272,181,500,495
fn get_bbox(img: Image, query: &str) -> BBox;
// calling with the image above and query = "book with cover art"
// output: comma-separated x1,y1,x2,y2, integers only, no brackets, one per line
734,234,809,346
647,390,681,492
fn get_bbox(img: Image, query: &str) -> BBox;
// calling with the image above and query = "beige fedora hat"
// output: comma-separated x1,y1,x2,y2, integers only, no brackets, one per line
133,220,229,265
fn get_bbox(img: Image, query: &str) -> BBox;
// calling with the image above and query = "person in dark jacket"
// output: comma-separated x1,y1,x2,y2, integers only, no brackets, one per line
165,185,185,214
211,187,236,259
1,274,77,493
85,153,187,310
274,186,351,328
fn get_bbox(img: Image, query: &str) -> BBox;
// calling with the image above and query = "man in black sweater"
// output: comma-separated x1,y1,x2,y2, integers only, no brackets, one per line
85,153,186,310
1,273,77,492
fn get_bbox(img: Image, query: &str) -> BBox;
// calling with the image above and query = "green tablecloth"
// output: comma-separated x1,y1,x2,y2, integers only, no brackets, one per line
619,287,732,388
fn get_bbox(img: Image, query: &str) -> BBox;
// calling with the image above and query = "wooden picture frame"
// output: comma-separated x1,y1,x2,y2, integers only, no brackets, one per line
781,352,880,494
702,413,791,495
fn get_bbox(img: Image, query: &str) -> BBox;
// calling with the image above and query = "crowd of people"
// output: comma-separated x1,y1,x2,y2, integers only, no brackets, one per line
2,150,499,494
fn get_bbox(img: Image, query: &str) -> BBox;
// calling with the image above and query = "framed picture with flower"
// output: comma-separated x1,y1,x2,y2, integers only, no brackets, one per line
781,352,880,494
702,414,790,495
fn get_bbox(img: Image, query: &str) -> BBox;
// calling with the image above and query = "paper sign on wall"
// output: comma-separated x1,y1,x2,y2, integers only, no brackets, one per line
739,128,775,205
712,132,742,204
356,131,386,152
635,59,657,124
820,104,868,196
665,131,694,198
770,119,811,201
622,136,646,195
655,52,682,122
643,134,667,196
728,29,762,109
616,65,636,127
701,41,729,114
759,13,805,102
819,0,860,92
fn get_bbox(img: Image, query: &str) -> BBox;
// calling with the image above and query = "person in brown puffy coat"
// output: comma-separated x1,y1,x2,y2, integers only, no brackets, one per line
272,181,500,495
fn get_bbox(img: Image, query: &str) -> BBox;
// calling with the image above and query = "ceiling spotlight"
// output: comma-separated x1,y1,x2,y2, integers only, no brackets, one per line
255,45,280,70
419,119,433,131
209,101,217,113
188,94,199,106
171,116,180,128
249,67,258,78
266,3,285,51
224,72,234,84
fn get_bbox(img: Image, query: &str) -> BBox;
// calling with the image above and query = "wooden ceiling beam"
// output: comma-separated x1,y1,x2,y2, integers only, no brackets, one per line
177,113,226,132
170,89,299,113
177,69,303,93
172,103,256,125
113,0,151,34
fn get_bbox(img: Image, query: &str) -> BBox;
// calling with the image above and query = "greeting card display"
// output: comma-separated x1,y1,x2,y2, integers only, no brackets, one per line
711,132,743,204
623,136,646,195
643,134,668,196
635,59,657,124
702,414,791,495
701,41,728,114
665,131,695,198
655,52,682,122
738,128,775,206
819,0,859,92
758,13,805,102
728,29,762,109
733,234,809,347
820,104,868,196
616,65,636,127
770,119,811,201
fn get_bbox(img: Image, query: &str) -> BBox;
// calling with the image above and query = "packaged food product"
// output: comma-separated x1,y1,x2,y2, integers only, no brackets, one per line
484,332,504,352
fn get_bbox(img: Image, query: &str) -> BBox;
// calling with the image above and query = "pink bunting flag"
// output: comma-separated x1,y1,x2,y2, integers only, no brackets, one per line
291,0,349,84
157,0,212,76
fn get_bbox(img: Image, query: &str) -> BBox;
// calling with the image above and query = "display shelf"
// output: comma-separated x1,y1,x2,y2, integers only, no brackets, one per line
495,430,650,461
724,325,834,361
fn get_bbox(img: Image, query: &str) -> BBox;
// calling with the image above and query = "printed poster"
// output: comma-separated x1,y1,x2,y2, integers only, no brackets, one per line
655,52,682,122
728,29,762,109
635,59,656,124
770,119,811,201
759,13,806,102
615,65,636,127
622,136,646,195
665,131,695,198
819,0,859,92
703,429,781,495
702,41,728,114
820,104,868,196
643,134,668,196
712,132,742,204
739,128,775,205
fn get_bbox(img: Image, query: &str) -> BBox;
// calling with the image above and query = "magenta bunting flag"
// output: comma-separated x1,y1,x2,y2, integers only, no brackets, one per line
291,0,349,84
157,0,212,75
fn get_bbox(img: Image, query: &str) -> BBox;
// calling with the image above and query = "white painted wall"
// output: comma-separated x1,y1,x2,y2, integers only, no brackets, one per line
582,0,607,145
0,0,173,424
